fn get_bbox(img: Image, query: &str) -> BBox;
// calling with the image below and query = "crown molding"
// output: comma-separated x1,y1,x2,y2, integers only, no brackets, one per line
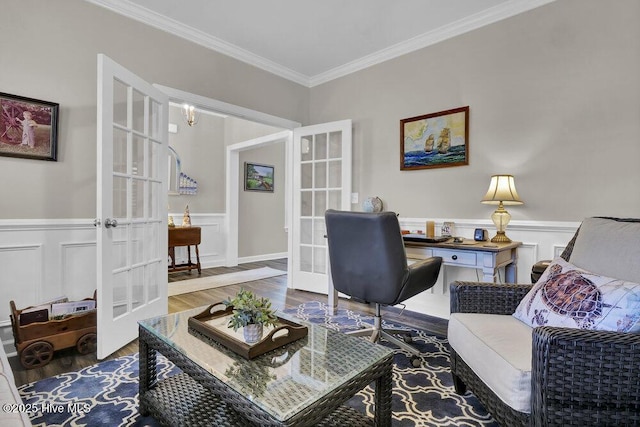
309,0,556,87
87,0,556,88
86,0,311,86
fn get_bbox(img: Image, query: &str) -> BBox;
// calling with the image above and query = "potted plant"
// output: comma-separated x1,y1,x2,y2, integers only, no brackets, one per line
223,289,278,344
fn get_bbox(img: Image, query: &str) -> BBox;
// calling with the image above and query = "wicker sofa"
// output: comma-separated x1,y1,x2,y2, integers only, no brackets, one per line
448,217,640,426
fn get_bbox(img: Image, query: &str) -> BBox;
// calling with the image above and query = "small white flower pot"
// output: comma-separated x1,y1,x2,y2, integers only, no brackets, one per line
243,323,263,344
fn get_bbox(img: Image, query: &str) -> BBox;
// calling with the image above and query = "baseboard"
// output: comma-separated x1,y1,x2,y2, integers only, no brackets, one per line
237,252,288,264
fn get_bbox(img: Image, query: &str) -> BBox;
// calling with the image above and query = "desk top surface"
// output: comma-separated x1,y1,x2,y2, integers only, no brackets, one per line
403,234,521,252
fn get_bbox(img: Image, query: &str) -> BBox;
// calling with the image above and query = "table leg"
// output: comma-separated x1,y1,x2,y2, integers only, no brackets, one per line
187,245,193,273
138,329,157,415
195,244,201,274
374,367,393,427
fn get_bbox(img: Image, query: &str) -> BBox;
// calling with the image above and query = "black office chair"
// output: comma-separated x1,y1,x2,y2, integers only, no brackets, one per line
325,209,443,367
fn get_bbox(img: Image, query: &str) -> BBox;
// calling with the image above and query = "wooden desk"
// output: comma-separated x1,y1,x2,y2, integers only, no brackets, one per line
403,239,521,283
168,226,201,274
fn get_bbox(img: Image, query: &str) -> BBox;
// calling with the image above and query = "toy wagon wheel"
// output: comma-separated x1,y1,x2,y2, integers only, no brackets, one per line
76,333,97,355
20,341,54,369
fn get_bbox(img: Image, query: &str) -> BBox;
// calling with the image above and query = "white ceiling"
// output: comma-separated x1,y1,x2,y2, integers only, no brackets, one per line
88,0,554,87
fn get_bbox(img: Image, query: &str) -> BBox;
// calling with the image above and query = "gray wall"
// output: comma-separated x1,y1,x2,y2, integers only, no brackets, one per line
2,0,638,227
168,106,226,213
309,0,640,222
0,0,308,219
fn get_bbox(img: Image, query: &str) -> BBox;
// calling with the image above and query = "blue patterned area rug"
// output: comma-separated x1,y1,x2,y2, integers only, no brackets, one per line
284,301,497,427
18,301,497,426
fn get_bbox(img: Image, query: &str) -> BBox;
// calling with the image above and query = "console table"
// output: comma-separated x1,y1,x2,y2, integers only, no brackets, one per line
168,226,201,274
403,238,521,283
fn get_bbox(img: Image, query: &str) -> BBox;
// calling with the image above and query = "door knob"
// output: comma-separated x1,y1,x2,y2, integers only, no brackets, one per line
104,218,118,228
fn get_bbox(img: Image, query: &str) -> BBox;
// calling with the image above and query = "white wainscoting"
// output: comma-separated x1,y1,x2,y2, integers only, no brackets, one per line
0,214,226,356
0,215,580,355
397,218,580,319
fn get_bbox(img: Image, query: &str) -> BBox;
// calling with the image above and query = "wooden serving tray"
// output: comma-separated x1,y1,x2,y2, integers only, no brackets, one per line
188,303,308,359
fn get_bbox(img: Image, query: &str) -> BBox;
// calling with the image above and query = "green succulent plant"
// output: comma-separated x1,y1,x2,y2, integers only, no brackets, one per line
223,288,278,331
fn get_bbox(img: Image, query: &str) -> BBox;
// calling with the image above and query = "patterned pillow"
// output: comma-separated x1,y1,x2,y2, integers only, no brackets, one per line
513,257,640,332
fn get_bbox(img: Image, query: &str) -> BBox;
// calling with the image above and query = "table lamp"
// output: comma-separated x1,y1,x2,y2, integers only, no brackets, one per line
481,175,523,243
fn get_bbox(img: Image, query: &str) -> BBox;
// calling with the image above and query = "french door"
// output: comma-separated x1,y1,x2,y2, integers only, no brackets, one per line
290,120,352,295
96,54,169,359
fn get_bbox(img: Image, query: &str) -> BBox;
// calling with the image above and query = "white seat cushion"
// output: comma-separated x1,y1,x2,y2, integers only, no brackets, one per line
448,313,533,413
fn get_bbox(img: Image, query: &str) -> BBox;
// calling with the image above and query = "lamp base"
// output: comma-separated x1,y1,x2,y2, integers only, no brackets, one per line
490,231,512,243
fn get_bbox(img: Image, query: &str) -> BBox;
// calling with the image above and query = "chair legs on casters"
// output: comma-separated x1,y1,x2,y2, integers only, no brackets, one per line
346,303,423,368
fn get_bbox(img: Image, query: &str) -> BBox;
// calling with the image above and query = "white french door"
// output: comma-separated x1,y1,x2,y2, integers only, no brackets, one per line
290,120,352,294
96,54,169,359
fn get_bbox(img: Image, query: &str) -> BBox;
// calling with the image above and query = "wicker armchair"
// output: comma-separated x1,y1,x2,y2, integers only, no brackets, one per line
449,217,640,426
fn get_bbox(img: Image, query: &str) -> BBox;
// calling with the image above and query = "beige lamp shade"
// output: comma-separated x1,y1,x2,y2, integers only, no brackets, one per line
481,175,523,205
481,175,523,243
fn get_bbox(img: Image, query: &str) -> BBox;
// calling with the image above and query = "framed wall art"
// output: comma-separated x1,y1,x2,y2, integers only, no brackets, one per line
244,162,274,192
400,106,469,170
0,92,59,161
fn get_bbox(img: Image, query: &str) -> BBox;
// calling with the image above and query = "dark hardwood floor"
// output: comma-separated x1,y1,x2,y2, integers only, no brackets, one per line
10,259,448,386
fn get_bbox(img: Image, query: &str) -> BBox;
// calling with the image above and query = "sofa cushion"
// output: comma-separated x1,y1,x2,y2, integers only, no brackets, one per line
448,313,533,413
513,257,640,332
569,217,640,284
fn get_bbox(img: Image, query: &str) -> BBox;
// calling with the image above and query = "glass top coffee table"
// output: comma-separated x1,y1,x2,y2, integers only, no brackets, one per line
138,307,394,426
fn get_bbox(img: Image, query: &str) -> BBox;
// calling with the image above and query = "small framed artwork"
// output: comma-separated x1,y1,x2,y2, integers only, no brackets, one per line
0,92,59,161
400,106,469,170
244,162,274,192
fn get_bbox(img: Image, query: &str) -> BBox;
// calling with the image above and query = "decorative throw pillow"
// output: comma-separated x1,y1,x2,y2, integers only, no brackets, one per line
513,257,640,332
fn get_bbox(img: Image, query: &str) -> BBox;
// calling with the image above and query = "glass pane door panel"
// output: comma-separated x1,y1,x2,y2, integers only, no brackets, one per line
301,137,313,162
146,222,160,259
131,266,144,310
112,229,127,270
131,224,144,265
149,182,160,219
147,262,159,300
300,218,312,244
149,99,160,139
112,271,128,318
314,162,327,188
328,161,341,188
113,80,128,127
132,89,145,133
300,246,312,272
132,135,145,176
313,248,326,273
315,133,327,160
113,128,128,174
148,141,159,179
113,176,128,219
328,131,342,158
132,178,145,219
314,219,326,246
301,163,312,189
328,190,341,210
301,191,312,216
314,191,327,217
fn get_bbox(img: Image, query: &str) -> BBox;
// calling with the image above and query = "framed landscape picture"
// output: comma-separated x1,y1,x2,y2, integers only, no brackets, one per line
400,106,469,170
0,92,59,161
244,162,274,192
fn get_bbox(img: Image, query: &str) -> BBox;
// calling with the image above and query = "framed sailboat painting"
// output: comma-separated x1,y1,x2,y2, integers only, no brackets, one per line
400,106,469,170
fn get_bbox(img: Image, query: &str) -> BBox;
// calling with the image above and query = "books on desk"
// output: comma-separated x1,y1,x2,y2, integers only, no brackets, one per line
402,234,451,244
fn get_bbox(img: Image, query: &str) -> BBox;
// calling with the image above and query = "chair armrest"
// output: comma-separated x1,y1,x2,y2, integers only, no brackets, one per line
531,326,640,425
450,281,533,315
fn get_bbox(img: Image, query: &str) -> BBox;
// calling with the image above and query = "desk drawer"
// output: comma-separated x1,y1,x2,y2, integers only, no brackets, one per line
405,246,434,260
433,249,477,267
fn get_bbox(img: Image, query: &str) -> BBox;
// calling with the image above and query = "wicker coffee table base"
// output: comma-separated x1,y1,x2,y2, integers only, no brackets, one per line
141,372,374,427
139,326,393,427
